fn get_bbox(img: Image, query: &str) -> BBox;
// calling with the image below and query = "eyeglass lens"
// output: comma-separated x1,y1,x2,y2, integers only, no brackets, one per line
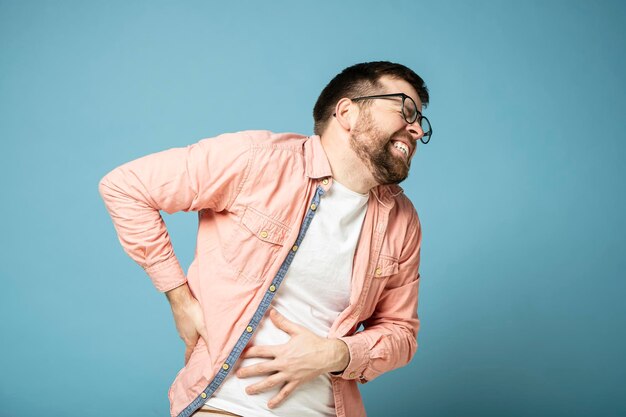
402,96,431,142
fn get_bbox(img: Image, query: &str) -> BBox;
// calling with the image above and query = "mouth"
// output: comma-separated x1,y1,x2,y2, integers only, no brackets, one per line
391,140,410,162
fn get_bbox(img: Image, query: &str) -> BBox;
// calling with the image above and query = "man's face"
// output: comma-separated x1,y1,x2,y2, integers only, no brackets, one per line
349,77,423,185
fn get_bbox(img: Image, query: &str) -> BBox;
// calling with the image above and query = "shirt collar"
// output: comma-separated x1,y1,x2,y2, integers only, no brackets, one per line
373,184,403,208
304,135,333,179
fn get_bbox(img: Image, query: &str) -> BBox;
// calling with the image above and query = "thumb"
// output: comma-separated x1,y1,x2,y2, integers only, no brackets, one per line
194,321,210,359
197,325,210,350
269,308,301,335
184,345,193,365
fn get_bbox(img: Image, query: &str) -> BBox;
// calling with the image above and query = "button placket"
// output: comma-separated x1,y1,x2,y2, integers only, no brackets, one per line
180,186,326,417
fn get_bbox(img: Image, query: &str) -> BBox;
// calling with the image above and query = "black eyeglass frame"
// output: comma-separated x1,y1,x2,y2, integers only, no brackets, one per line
351,93,432,144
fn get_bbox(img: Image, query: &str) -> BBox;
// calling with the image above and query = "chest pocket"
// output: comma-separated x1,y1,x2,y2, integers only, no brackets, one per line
223,206,291,283
359,254,400,320
373,254,399,278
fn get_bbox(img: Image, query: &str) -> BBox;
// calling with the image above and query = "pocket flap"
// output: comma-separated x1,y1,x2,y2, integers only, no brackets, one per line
373,255,399,277
241,207,289,245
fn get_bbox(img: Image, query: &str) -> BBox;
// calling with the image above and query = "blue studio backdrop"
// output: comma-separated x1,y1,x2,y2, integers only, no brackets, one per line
1,1,625,416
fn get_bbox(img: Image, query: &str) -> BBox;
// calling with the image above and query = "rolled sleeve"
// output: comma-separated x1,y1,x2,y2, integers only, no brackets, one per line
336,333,370,382
142,256,187,293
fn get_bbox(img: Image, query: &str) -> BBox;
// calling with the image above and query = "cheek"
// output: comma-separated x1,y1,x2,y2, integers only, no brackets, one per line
377,111,404,129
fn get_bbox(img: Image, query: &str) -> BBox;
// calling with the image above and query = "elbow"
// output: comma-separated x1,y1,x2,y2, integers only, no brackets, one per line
396,324,418,366
407,331,418,364
98,174,114,203
98,168,120,200
98,176,108,197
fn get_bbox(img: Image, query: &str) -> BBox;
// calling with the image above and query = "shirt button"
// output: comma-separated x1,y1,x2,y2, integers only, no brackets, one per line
292,245,298,251
246,325,253,333
310,203,317,211
322,178,329,185
375,267,382,276
222,363,230,371
349,372,356,378
200,392,207,399
269,284,276,292
260,230,268,239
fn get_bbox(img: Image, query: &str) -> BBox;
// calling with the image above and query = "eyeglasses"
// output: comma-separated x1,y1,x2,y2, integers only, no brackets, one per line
351,93,433,144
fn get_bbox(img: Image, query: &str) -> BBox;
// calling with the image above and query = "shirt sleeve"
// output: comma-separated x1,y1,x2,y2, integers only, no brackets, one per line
337,207,422,383
98,132,253,292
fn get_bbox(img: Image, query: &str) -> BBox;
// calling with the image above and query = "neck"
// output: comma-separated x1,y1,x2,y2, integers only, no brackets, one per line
319,132,378,195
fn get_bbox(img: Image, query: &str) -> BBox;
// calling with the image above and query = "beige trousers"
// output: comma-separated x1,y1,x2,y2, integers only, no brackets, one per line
190,404,242,416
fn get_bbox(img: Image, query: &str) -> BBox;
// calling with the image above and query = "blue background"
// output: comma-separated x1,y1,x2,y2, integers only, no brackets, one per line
1,1,625,416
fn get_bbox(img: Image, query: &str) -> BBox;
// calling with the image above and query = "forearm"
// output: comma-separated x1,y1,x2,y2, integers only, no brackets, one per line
166,283,200,319
337,211,422,383
166,282,194,307
98,163,187,292
98,136,251,292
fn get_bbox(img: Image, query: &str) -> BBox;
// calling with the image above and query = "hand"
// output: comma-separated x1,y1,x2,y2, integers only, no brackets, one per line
236,308,350,409
166,283,209,365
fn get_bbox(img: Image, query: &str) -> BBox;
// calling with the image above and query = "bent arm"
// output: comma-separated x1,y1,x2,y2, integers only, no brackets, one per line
98,132,253,291
338,213,422,383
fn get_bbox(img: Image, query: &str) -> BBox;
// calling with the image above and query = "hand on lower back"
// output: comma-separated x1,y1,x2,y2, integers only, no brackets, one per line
166,283,209,364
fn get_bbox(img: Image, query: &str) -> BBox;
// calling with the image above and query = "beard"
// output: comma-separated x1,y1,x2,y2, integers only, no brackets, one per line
349,111,412,185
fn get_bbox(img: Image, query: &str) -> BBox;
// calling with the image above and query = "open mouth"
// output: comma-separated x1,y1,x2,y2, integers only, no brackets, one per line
391,140,409,160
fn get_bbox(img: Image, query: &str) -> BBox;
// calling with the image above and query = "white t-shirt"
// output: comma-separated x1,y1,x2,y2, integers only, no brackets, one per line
206,179,369,416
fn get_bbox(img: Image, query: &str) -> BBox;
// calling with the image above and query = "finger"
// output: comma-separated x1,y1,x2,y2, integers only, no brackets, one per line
242,345,277,359
268,308,302,335
237,359,279,378
268,380,300,409
245,372,286,395
197,326,209,345
197,326,211,356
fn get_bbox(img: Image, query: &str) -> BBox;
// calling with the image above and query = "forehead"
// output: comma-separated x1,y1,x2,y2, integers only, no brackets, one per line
378,76,423,112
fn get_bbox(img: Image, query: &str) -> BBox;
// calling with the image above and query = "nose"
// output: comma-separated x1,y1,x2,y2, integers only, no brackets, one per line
405,120,424,142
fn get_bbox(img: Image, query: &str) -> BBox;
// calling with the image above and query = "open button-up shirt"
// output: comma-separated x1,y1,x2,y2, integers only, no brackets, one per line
99,130,422,417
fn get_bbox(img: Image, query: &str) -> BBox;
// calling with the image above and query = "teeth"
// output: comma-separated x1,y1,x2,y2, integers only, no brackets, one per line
393,141,409,158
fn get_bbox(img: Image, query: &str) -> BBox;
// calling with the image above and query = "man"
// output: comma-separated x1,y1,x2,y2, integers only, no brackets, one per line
99,61,431,417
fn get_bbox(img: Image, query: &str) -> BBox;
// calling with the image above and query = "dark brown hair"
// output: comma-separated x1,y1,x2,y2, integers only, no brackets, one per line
313,61,429,136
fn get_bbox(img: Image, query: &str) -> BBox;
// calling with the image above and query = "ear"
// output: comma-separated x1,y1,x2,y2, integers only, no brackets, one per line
333,98,357,132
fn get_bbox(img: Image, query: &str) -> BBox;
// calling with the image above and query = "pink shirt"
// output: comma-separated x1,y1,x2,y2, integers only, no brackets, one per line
99,130,422,417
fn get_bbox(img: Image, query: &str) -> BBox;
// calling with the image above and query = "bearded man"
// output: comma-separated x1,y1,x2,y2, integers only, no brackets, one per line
99,61,432,417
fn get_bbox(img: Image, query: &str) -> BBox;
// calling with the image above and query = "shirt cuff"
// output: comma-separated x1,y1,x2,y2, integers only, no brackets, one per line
143,256,187,292
333,334,370,382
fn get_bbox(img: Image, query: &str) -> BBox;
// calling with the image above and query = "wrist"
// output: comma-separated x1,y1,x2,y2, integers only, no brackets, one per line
166,283,193,310
329,338,350,374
